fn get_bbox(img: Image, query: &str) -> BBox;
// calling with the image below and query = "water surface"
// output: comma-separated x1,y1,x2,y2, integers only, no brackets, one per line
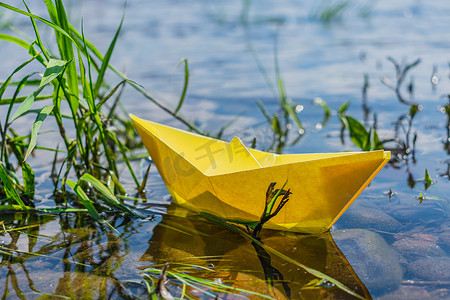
1,0,449,299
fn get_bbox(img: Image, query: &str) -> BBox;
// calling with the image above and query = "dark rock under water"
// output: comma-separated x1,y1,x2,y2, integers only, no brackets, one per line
332,228,403,296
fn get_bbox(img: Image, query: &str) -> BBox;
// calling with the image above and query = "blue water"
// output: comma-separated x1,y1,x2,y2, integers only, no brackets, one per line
0,0,449,298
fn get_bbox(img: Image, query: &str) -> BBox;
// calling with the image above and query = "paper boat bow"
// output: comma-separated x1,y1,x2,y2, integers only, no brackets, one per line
131,115,390,233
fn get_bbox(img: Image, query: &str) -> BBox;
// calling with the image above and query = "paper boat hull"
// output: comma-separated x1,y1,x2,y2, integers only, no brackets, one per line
131,115,390,233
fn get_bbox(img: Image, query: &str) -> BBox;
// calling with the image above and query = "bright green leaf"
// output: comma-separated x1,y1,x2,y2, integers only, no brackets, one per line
343,116,369,150
21,161,35,198
419,193,424,204
24,105,54,161
409,104,419,119
424,169,432,190
39,59,67,88
10,59,67,123
0,162,27,209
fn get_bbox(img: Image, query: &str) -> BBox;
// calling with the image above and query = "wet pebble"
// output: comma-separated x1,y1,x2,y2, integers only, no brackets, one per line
392,235,446,261
441,220,450,231
438,231,450,253
332,229,403,295
389,205,447,224
430,288,450,299
334,204,402,232
376,285,432,300
408,257,450,281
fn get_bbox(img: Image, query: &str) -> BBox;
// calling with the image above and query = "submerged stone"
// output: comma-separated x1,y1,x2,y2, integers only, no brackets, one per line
392,235,446,261
332,229,403,296
389,205,448,224
438,231,450,253
407,257,450,281
334,204,402,232
376,285,432,300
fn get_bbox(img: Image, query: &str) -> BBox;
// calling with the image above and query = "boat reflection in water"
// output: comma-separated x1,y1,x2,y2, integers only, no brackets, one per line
141,205,370,299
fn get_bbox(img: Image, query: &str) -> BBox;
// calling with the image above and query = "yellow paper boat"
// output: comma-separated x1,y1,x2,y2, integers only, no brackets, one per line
131,114,390,233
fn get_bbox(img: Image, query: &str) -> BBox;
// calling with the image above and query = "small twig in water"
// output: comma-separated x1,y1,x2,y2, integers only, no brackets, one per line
380,57,421,106
155,263,174,300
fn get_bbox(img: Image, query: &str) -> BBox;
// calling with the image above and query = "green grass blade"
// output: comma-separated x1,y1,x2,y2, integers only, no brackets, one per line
144,268,275,299
106,130,139,188
76,46,90,102
338,101,351,116
43,0,58,22
257,241,365,300
107,171,127,195
2,72,40,162
0,204,31,211
0,3,75,46
313,97,331,125
4,73,39,134
22,0,50,62
78,25,118,175
2,1,202,136
0,33,31,50
10,86,47,123
38,208,88,214
93,11,124,99
282,102,304,133
24,105,54,161
60,140,77,195
277,77,286,104
66,179,118,233
21,161,35,198
96,80,126,109
53,0,79,113
313,97,331,117
79,173,145,218
0,55,36,100
256,100,272,124
174,58,189,115
68,24,204,134
137,162,152,194
0,162,27,209
271,115,282,136
10,59,68,123
80,20,95,104
0,95,52,105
